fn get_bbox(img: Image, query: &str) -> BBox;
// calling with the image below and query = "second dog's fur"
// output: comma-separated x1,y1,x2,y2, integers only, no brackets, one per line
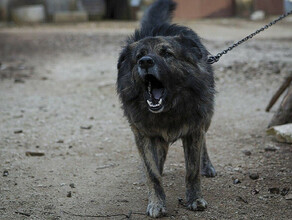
117,0,216,217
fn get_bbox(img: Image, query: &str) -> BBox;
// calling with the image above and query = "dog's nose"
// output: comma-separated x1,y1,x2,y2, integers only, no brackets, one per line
138,56,154,69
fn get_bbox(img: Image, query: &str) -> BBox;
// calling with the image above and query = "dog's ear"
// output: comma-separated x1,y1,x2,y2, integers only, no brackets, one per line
118,50,127,70
175,34,203,60
118,46,131,70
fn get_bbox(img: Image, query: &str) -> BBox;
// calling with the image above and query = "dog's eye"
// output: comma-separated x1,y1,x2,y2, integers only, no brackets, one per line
136,53,143,60
166,51,174,57
160,49,174,58
136,49,147,61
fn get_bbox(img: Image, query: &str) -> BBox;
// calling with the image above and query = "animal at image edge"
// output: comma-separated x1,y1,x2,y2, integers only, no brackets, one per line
117,0,216,217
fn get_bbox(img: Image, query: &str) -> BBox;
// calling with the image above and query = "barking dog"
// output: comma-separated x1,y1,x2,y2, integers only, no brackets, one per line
117,0,216,217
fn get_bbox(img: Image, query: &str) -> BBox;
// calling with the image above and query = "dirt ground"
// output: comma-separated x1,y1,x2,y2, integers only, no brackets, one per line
0,19,292,220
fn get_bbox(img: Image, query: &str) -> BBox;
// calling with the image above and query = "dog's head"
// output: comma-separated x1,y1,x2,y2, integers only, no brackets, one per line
117,34,213,115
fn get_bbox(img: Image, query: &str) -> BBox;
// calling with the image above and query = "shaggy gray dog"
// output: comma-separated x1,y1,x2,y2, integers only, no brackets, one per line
117,0,216,217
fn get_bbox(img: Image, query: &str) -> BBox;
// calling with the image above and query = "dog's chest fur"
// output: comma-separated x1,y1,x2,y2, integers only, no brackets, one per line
133,116,196,142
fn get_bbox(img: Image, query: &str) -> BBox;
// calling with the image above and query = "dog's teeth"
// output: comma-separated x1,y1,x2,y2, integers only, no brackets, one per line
147,100,162,108
147,98,163,108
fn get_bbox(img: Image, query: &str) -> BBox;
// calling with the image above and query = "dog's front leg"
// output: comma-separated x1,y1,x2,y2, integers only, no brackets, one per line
182,130,208,211
201,138,216,177
134,133,168,218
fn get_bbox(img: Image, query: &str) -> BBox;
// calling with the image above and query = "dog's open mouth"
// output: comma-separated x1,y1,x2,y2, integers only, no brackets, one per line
145,74,165,113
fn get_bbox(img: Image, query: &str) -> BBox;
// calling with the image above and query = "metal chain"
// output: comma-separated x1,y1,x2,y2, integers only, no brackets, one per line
207,10,292,64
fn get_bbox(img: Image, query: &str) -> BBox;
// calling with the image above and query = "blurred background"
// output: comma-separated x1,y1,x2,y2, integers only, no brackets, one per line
0,0,292,24
1,1,292,219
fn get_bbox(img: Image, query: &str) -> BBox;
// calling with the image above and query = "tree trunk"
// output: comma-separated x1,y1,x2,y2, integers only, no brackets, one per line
268,83,292,127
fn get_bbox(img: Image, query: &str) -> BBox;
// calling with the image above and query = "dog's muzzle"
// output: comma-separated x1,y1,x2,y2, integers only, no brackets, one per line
138,56,166,113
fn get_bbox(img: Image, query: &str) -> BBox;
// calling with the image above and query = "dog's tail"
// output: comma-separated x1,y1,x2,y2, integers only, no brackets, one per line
141,0,177,30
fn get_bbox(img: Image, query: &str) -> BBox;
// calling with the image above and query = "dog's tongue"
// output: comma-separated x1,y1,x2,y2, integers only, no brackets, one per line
152,88,163,100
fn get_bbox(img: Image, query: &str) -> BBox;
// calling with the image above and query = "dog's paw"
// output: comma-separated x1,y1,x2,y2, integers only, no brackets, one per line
201,163,216,178
147,202,166,218
187,198,207,211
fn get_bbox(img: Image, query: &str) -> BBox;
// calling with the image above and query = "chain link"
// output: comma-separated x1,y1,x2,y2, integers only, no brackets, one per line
207,10,292,64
